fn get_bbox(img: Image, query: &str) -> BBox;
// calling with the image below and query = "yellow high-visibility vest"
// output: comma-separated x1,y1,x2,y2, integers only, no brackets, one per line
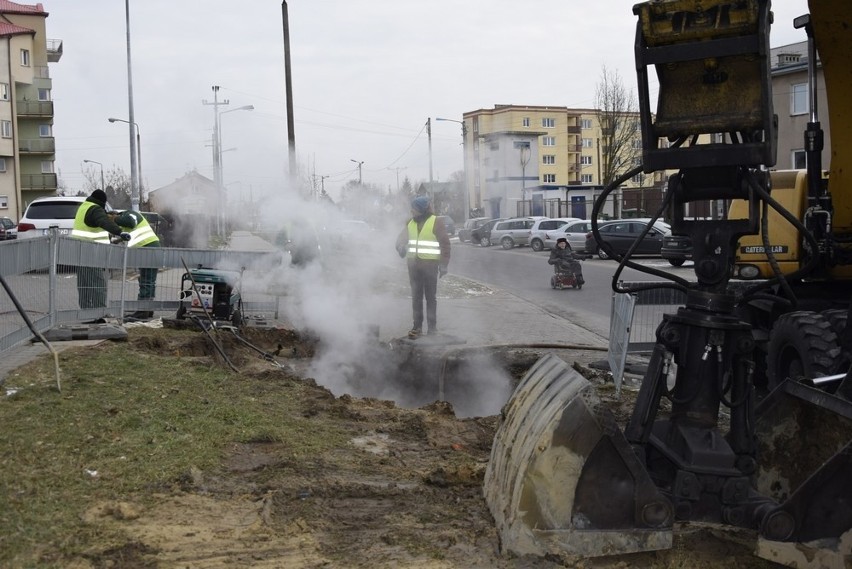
71,202,111,243
407,216,440,260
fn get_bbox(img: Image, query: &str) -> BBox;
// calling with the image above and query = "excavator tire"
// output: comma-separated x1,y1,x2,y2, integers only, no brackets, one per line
484,353,673,558
766,311,842,391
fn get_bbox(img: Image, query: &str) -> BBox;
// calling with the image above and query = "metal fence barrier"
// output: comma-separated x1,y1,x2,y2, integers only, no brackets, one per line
607,281,688,390
0,232,287,357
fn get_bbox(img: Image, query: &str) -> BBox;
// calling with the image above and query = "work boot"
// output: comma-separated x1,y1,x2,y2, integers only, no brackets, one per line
408,328,421,339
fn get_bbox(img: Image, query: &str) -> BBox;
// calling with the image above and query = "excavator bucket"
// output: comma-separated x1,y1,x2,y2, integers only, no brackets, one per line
753,379,852,565
484,354,673,558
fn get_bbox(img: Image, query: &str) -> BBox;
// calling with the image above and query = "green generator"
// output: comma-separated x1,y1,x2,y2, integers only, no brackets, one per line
176,267,243,326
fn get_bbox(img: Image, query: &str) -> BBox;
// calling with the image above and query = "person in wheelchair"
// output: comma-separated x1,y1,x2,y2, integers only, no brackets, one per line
548,237,586,285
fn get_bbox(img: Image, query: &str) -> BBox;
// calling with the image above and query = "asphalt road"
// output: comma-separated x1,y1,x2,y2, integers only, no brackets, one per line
449,239,695,338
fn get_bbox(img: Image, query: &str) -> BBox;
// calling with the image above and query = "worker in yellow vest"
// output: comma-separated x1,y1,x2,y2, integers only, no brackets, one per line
71,189,130,310
395,195,451,338
114,210,161,320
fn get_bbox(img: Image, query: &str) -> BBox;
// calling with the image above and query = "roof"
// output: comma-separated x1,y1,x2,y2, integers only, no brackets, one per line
0,1,47,15
0,21,34,36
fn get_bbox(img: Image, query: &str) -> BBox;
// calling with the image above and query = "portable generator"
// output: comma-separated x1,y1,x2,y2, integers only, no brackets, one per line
176,267,243,326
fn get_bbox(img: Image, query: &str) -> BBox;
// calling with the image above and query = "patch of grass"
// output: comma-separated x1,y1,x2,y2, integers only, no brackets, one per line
0,328,349,567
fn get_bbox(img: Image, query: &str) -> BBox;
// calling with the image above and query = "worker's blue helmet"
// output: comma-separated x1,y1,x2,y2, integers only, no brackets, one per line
411,196,431,215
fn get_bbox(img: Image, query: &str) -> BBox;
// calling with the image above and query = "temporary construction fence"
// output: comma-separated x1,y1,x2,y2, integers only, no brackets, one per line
0,231,286,358
607,281,687,392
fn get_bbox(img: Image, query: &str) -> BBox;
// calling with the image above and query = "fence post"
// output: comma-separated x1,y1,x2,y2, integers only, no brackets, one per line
119,242,129,323
48,229,59,327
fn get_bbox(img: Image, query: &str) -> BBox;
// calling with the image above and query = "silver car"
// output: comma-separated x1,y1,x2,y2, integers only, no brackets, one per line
488,217,538,249
543,220,594,251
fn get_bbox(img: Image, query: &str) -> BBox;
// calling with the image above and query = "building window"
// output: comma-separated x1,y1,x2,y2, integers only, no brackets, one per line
580,155,592,165
0,159,6,173
0,83,8,101
791,83,807,115
581,174,594,183
792,149,806,169
581,118,592,129
20,49,30,66
542,136,556,146
39,124,52,137
0,195,7,208
543,174,556,183
543,155,555,165
581,138,594,148
541,118,555,128
41,160,55,174
522,117,530,127
38,88,51,101
0,121,11,138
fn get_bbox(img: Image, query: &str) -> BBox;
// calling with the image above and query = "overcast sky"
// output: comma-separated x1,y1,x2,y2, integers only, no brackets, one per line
45,0,810,202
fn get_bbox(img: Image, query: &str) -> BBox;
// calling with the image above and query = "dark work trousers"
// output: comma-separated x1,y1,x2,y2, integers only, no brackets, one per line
76,266,107,309
138,241,161,300
408,260,440,332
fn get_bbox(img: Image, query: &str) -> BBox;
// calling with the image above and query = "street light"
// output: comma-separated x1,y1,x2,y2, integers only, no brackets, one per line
108,117,142,204
350,159,364,184
435,117,468,138
82,159,105,191
216,105,253,235
387,166,407,193
217,105,254,187
123,0,140,211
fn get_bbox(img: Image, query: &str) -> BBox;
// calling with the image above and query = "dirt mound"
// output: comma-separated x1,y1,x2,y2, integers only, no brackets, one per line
67,326,778,569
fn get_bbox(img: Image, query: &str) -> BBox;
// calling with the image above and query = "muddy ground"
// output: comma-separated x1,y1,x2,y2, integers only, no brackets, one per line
70,324,784,569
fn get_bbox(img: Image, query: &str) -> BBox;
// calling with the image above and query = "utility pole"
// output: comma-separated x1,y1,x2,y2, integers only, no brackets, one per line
202,85,229,236
350,159,363,184
282,1,297,184
427,118,434,195
124,0,140,211
387,166,407,193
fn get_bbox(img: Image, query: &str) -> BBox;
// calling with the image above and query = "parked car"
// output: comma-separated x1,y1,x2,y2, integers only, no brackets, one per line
457,217,490,242
16,196,92,240
470,218,505,247
661,234,693,266
489,217,539,249
0,216,17,240
584,219,671,259
528,218,580,252
436,215,456,236
543,220,594,251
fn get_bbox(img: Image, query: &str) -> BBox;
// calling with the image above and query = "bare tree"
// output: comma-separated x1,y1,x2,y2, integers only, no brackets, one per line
81,165,132,208
595,66,641,191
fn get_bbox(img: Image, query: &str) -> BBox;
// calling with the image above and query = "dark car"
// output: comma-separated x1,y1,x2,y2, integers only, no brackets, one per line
0,216,16,240
470,218,505,247
458,217,490,242
436,215,456,236
584,219,670,259
661,234,692,266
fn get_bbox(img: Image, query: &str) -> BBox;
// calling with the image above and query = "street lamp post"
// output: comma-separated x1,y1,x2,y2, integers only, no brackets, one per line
108,117,141,204
350,159,364,184
435,117,468,212
216,105,253,234
82,159,105,192
387,166,407,193
123,0,139,211
217,105,254,186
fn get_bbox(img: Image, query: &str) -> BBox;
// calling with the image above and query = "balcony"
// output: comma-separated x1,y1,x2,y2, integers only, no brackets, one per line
47,39,63,63
21,173,57,191
19,138,55,154
566,125,581,134
16,100,54,117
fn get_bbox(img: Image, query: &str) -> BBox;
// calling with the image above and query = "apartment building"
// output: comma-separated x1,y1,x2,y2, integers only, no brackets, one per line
0,0,61,221
460,104,658,220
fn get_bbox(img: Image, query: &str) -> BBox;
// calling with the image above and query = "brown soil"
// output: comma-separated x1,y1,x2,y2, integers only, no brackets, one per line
77,324,783,569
